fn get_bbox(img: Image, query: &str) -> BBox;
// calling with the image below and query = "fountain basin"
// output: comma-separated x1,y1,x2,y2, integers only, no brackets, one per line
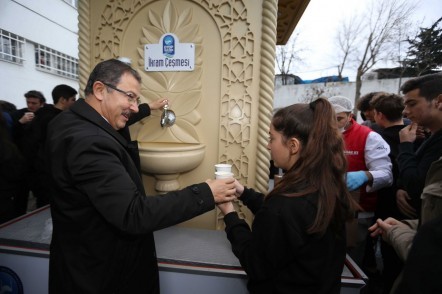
139,142,206,175
138,142,206,193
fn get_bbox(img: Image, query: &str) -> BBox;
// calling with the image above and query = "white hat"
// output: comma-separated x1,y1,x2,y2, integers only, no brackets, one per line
328,95,353,113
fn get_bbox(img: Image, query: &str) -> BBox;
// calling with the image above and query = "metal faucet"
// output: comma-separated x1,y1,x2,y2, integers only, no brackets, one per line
160,104,176,127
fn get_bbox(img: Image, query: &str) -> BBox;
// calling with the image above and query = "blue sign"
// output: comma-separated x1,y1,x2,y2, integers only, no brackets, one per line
0,266,23,294
162,34,175,58
145,33,195,72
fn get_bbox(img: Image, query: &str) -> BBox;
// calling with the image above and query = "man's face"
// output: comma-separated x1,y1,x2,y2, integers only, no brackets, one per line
64,96,77,109
363,109,375,122
403,88,437,128
336,112,352,130
26,97,44,112
101,73,140,130
373,109,385,128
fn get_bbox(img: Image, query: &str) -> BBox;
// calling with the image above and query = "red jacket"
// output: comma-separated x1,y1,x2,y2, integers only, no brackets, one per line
343,119,377,211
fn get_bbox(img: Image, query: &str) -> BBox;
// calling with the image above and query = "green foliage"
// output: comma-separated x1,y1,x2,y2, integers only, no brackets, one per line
404,17,442,75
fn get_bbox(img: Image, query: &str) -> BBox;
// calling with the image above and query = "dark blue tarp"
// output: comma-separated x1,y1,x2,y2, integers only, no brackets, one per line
302,76,349,84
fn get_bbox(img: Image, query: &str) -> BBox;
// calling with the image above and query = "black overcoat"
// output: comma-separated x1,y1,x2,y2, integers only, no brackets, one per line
46,99,214,294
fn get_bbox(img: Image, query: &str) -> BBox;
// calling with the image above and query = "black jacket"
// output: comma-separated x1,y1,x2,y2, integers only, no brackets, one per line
11,107,32,153
46,98,215,294
118,103,151,174
224,188,346,294
397,130,442,215
0,137,26,222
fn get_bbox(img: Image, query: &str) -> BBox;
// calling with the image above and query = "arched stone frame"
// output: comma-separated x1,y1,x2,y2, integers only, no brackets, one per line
78,0,276,227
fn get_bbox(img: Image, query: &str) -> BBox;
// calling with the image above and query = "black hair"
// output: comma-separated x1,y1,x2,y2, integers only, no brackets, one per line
0,100,17,114
52,84,78,104
356,92,383,112
84,59,141,97
400,73,442,101
370,93,404,122
24,90,46,103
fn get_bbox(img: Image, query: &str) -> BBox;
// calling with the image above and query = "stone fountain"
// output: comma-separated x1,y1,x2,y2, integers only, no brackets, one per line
139,142,205,193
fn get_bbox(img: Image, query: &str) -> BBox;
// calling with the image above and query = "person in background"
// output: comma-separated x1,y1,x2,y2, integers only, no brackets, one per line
395,72,442,219
369,92,410,293
11,90,46,135
22,84,78,208
218,98,354,294
45,59,236,294
328,95,392,273
0,104,26,223
369,155,442,263
356,92,383,133
0,100,18,114
370,93,414,221
10,90,46,216
394,213,442,294
369,155,442,294
0,100,17,139
368,72,442,293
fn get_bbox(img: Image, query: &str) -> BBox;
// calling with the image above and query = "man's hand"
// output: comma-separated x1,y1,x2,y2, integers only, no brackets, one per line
19,112,34,124
399,123,418,143
148,98,169,111
368,217,405,243
415,126,428,140
206,178,236,203
396,189,417,218
346,171,368,191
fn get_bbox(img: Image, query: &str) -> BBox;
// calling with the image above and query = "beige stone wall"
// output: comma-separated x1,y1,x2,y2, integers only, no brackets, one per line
79,0,277,230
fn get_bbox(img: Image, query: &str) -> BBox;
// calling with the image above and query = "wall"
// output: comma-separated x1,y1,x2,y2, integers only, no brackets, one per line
274,77,412,114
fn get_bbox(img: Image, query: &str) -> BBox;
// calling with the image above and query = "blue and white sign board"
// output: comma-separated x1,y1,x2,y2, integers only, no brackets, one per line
145,33,195,72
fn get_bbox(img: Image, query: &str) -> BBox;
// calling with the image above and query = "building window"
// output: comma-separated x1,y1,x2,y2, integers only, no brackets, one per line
35,44,78,79
0,29,25,64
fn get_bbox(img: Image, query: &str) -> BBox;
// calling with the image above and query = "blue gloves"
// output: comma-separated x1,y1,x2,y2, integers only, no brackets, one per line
346,171,368,191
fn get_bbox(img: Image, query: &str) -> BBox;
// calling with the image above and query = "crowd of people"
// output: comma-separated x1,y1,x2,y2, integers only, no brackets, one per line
1,86,77,222
1,58,440,294
220,73,442,294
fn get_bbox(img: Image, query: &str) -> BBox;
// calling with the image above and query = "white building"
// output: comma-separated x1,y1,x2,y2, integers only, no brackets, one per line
0,0,79,109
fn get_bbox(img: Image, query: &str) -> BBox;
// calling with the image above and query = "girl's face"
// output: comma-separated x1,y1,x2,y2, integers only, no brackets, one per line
267,124,300,171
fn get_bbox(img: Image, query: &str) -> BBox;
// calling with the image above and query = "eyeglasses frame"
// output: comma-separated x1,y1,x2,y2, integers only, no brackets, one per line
99,81,141,105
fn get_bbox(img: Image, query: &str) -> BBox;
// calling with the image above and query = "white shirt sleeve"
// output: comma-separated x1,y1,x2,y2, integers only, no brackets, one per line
364,132,393,192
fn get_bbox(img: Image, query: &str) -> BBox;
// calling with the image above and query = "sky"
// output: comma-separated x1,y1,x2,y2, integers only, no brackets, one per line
288,0,442,81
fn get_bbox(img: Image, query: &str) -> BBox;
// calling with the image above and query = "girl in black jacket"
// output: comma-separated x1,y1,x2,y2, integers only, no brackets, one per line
218,98,355,294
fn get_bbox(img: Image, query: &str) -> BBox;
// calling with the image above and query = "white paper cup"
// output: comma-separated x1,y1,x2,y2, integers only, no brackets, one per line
215,164,232,173
215,171,234,179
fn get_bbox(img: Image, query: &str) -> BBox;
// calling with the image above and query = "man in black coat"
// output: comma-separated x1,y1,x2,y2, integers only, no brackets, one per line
10,90,46,216
22,84,77,208
395,73,442,218
45,59,236,294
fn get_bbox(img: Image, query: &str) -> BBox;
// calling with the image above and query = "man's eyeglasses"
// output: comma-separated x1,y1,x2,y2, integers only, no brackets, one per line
100,81,141,105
